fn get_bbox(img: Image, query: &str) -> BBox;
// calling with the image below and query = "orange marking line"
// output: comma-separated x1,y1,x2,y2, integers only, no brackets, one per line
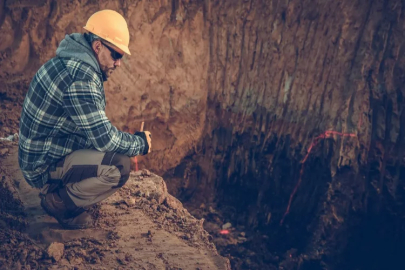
134,157,139,171
280,130,357,225
132,121,144,172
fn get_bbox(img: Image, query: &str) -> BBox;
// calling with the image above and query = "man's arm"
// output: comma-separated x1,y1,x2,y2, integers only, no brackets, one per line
62,80,147,156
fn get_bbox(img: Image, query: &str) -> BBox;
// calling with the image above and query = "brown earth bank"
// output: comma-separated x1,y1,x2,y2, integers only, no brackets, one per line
0,145,230,270
1,0,405,269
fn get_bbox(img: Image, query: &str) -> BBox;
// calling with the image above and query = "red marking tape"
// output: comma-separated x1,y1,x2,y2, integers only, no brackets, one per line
280,130,358,225
132,121,144,172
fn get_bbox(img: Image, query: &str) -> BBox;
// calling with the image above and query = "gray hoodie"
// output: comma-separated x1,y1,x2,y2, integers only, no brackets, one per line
56,33,103,78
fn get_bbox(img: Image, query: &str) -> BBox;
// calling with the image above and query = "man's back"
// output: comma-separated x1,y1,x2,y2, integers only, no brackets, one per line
18,53,103,188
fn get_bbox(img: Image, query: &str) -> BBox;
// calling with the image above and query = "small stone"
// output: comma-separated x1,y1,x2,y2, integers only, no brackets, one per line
237,237,247,243
0,148,9,156
145,190,150,198
222,222,232,230
165,195,183,210
142,169,151,176
240,232,246,237
181,234,190,240
47,242,64,262
124,198,136,206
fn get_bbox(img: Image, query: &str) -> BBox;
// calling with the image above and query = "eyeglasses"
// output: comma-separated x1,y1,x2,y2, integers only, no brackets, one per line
101,41,123,61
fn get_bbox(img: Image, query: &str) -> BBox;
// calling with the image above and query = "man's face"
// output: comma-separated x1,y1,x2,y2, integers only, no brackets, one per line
94,40,123,79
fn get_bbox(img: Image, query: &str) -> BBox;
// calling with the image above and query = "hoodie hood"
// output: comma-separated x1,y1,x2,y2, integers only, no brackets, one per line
56,33,102,77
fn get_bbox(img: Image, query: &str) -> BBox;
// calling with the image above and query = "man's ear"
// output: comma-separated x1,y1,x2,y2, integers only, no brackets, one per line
92,40,102,55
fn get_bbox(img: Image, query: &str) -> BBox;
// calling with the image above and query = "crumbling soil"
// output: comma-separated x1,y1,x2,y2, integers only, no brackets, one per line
185,202,282,270
0,146,230,270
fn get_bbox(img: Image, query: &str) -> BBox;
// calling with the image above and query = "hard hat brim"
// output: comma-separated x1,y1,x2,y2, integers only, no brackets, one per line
83,26,131,56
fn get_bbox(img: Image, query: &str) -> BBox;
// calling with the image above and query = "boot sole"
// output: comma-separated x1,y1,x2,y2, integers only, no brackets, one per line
40,197,92,230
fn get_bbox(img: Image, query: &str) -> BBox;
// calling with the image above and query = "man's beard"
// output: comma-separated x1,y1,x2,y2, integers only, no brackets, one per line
101,67,114,81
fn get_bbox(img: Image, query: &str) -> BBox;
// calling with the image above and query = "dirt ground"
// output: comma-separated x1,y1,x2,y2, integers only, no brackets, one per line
0,143,230,270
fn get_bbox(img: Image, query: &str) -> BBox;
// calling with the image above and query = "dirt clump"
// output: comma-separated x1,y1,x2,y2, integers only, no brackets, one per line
0,147,230,269
47,242,65,262
98,170,219,252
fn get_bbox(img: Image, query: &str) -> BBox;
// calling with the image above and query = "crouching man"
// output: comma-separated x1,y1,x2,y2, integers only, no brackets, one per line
18,10,151,229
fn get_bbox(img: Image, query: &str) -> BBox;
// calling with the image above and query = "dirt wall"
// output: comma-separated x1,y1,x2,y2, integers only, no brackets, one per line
168,0,405,268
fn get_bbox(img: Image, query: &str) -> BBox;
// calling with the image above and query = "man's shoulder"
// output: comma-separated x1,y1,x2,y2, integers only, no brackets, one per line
56,57,102,85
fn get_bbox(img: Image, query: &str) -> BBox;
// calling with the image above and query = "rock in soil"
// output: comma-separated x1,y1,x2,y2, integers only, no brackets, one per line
47,242,65,262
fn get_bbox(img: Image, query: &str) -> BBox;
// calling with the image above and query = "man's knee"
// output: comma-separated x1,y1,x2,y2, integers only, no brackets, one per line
101,152,130,188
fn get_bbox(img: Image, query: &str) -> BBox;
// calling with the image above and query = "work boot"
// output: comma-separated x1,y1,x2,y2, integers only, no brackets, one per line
40,192,94,230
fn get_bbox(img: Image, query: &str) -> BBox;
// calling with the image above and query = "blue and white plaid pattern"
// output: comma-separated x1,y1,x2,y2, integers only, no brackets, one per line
19,57,146,188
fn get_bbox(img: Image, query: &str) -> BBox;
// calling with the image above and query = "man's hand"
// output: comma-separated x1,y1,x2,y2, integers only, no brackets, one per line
134,131,152,154
143,131,152,154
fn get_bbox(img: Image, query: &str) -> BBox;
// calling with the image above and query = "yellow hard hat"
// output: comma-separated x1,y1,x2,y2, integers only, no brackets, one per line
83,9,131,55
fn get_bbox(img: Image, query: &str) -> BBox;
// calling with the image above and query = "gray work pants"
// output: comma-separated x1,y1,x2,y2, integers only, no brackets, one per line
41,149,130,210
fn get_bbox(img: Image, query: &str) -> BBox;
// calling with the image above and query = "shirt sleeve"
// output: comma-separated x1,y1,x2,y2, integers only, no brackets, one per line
62,80,146,156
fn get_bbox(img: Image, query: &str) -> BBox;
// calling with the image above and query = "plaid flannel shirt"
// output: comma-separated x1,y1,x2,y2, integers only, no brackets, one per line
18,56,146,188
